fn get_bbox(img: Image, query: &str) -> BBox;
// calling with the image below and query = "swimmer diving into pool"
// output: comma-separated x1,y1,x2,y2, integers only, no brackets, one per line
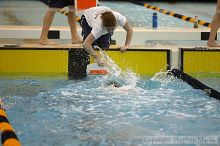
207,0,220,47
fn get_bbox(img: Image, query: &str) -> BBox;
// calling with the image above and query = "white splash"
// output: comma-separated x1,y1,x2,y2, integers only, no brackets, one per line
151,70,174,83
97,47,140,88
98,48,121,77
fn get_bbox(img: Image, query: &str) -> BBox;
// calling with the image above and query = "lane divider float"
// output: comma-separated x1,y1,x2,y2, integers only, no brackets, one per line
0,102,21,146
169,69,220,100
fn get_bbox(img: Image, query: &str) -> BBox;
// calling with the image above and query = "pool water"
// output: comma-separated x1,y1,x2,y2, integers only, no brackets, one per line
0,72,220,146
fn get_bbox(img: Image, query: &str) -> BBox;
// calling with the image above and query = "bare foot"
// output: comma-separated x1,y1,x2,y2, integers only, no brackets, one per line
72,37,83,44
39,39,57,45
207,41,220,47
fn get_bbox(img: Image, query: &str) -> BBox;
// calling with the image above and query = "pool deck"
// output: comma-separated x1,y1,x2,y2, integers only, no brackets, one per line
0,39,216,51
0,39,82,49
1,25,220,46
0,38,219,51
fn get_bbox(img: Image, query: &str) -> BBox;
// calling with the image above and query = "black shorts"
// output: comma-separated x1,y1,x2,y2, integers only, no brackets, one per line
80,15,112,49
41,0,75,8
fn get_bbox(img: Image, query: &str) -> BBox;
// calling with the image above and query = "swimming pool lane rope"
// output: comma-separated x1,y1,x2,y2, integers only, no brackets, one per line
169,69,220,100
0,103,21,146
128,0,211,28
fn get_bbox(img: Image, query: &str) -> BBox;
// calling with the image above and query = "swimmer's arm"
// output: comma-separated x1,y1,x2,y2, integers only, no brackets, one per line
121,22,133,52
83,33,104,66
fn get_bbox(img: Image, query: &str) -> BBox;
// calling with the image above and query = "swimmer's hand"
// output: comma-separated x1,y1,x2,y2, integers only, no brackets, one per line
120,45,129,53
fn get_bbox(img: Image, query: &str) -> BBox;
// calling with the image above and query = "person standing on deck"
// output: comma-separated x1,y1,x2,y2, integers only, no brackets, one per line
207,0,220,47
39,0,82,45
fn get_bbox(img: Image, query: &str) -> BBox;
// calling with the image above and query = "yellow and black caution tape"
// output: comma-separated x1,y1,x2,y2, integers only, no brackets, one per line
128,0,211,28
0,104,21,146
59,9,81,23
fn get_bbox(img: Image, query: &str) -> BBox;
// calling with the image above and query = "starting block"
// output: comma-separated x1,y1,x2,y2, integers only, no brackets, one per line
75,0,98,11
